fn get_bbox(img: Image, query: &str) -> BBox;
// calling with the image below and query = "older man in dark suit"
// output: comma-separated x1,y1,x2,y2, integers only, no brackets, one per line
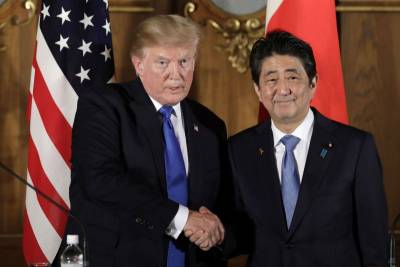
66,15,227,267
227,31,388,267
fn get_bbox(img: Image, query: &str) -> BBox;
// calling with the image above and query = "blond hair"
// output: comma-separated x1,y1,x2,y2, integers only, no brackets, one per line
130,14,202,58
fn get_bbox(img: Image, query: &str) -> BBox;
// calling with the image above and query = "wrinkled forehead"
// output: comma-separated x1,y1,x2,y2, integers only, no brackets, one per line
261,54,306,72
142,44,197,59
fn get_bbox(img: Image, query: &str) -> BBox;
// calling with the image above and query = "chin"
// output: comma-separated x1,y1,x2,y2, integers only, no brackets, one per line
163,95,187,106
274,107,296,117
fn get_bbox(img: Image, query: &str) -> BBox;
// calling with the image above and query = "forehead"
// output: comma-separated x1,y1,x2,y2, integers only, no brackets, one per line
143,45,196,59
260,54,306,74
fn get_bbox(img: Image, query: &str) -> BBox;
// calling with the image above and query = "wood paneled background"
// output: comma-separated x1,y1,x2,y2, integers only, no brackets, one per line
0,0,399,266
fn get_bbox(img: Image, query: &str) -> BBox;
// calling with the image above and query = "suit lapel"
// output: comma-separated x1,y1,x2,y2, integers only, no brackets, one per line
123,79,167,193
180,100,201,207
288,110,337,237
254,122,288,235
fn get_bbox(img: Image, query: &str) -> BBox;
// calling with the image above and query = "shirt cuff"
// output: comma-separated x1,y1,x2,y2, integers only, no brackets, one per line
165,205,189,239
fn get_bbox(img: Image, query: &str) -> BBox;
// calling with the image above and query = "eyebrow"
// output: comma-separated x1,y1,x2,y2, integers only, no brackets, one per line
264,70,278,76
156,56,169,60
263,68,301,77
284,68,300,74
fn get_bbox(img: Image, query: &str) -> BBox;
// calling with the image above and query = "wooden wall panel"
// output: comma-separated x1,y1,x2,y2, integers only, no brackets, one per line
340,9,400,225
0,2,37,266
191,28,258,136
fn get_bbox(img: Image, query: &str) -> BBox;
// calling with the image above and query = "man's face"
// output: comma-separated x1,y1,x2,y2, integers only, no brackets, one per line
254,54,316,129
132,45,196,106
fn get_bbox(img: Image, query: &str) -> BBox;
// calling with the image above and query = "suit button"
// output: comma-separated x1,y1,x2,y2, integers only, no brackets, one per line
286,243,294,249
135,217,143,224
148,225,154,230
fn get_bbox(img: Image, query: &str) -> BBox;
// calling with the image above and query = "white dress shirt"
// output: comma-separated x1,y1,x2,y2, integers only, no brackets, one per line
149,97,189,239
271,109,314,183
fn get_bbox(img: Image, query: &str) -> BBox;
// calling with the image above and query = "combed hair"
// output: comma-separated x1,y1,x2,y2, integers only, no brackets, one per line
250,30,317,86
130,14,202,58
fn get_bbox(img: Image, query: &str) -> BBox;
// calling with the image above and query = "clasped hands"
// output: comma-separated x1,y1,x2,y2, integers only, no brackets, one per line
183,206,224,251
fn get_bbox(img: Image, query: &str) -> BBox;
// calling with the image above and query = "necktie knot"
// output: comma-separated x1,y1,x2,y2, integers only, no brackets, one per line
159,106,174,120
281,135,300,152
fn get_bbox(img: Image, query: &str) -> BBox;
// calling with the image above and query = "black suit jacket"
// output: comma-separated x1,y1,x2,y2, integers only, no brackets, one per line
227,109,388,267
64,78,228,267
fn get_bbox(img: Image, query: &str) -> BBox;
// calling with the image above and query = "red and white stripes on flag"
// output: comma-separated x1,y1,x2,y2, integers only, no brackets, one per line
23,1,114,264
23,28,75,264
260,0,348,123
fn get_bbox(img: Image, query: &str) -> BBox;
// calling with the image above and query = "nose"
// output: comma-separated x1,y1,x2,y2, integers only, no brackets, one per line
168,62,181,80
276,79,291,95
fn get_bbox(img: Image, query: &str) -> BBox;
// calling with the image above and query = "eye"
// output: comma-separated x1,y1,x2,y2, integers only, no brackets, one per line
266,78,277,85
179,58,190,68
157,60,168,68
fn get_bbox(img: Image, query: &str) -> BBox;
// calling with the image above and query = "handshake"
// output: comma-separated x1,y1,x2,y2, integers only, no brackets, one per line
183,206,225,251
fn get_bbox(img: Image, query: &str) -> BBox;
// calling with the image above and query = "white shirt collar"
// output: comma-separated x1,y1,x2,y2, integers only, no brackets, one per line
148,96,183,121
271,108,314,147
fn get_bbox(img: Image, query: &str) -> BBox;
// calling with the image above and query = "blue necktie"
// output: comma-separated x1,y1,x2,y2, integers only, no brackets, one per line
280,135,301,228
159,106,187,267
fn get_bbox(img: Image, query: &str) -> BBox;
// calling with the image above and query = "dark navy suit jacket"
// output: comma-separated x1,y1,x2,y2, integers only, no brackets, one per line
227,108,388,267
63,78,228,267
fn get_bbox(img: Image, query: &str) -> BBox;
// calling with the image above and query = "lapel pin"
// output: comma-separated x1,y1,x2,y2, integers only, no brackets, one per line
320,148,328,159
258,148,264,156
320,142,333,159
193,124,199,132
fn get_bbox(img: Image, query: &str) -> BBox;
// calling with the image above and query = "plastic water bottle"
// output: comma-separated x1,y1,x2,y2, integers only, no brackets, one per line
60,235,83,267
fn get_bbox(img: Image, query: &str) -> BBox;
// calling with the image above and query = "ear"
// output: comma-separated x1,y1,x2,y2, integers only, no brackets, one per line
131,55,144,76
253,82,262,101
310,75,318,99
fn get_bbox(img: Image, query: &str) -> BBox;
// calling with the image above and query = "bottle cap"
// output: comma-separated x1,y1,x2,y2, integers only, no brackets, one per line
66,235,79,245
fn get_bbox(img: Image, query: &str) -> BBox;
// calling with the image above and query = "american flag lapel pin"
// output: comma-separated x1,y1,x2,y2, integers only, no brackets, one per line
193,124,199,132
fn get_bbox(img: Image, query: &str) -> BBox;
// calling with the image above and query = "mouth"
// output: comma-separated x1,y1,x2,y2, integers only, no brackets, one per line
274,99,295,104
166,85,185,91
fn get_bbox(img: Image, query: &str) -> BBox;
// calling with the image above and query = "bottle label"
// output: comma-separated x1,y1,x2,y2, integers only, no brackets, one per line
61,264,82,267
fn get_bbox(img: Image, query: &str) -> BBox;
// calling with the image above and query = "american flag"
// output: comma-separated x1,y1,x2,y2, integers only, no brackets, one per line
23,0,114,264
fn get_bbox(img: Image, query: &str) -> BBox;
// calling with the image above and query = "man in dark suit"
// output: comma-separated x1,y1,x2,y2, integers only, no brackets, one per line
227,31,388,267
66,15,227,267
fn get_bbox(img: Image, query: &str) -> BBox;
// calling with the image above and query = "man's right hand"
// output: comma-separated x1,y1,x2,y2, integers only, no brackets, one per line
183,206,224,251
